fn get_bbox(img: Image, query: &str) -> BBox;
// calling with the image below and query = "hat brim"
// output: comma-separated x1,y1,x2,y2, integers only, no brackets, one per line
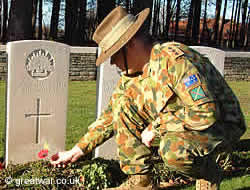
95,8,150,66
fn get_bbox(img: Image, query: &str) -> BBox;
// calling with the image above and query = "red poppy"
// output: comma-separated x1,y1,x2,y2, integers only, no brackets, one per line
38,149,49,159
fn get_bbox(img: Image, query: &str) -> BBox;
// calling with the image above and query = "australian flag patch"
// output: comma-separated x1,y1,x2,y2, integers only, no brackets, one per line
183,74,198,88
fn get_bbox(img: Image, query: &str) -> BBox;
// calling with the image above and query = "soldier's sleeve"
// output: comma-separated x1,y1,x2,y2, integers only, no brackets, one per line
76,95,114,155
149,44,217,136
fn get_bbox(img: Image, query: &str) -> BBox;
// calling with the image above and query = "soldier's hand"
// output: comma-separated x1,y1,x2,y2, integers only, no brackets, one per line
50,145,83,168
141,127,155,147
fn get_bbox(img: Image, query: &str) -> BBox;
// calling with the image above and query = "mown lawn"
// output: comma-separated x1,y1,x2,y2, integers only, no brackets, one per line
0,80,249,190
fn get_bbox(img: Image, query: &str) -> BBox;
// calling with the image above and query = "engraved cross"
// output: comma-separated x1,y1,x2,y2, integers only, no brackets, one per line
25,98,52,144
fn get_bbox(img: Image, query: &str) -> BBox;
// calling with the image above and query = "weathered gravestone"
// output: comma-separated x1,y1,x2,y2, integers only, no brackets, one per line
5,40,70,165
95,57,121,159
95,46,225,159
190,46,225,76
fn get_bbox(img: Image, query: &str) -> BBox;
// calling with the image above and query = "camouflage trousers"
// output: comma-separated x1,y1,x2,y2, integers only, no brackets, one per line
116,123,233,180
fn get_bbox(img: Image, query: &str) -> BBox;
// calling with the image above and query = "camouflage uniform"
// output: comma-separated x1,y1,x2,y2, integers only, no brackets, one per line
77,42,246,177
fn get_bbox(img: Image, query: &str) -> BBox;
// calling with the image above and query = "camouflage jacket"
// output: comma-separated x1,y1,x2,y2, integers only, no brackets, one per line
77,42,246,154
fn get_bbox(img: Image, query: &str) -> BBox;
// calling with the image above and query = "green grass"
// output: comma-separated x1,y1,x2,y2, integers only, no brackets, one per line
228,81,250,139
179,175,250,190
66,81,96,150
0,81,5,158
0,80,249,189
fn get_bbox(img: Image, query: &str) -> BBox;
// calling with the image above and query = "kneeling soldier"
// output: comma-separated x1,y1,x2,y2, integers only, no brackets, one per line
51,6,246,190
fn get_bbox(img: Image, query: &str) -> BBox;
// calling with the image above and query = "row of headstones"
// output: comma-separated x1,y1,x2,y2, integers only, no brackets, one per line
3,40,224,166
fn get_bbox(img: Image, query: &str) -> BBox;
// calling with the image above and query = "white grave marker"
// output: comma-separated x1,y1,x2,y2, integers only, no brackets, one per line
95,46,225,159
5,40,70,165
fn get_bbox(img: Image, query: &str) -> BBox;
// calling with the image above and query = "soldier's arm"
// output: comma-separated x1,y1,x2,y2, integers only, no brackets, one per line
149,45,216,136
76,97,114,155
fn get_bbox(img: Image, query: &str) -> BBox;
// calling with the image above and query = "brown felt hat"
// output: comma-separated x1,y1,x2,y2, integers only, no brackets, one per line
93,6,150,66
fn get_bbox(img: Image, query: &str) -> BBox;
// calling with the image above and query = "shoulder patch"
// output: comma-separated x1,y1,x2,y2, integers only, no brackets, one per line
189,86,207,101
183,74,199,88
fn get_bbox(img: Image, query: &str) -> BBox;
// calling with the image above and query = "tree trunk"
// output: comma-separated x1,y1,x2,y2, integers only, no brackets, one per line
162,0,166,35
38,0,43,39
229,0,236,47
152,0,161,36
232,0,239,47
152,0,159,36
185,0,195,43
1,0,7,42
7,0,33,41
240,0,248,47
174,0,181,40
97,0,115,24
0,0,2,40
201,0,208,43
76,0,87,45
192,0,201,44
132,0,153,33
165,0,172,40
49,0,61,40
65,0,80,45
212,0,222,45
247,15,250,49
65,0,87,46
218,0,227,46
125,0,131,11
32,0,38,39
156,0,161,35
65,0,72,44
234,0,242,47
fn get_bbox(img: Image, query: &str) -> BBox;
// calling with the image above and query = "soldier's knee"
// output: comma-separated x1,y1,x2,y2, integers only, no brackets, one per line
158,134,194,171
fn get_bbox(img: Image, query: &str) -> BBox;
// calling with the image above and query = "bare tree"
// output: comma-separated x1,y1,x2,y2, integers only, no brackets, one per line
65,0,87,45
32,0,38,39
247,10,250,49
97,0,115,24
240,0,248,47
2,0,8,42
192,0,202,44
212,0,222,45
232,0,239,47
229,0,236,47
65,0,73,44
152,0,161,36
49,0,61,40
218,0,227,46
38,0,43,39
165,0,173,39
201,0,209,43
185,0,195,43
125,0,131,11
8,0,33,41
174,0,181,40
162,0,166,35
234,0,242,46
0,0,2,40
132,0,153,33
78,0,87,45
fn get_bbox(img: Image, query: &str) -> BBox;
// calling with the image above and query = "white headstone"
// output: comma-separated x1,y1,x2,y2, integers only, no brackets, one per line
5,40,70,165
191,46,225,76
95,57,121,159
95,46,225,159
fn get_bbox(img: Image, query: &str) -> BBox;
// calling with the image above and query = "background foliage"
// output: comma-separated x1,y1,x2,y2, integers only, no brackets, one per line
0,0,249,49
